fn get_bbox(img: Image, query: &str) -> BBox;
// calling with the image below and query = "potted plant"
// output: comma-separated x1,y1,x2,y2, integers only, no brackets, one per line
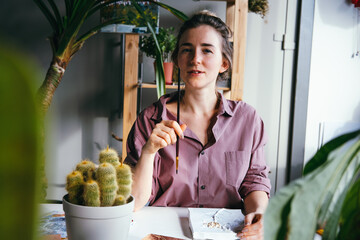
140,26,177,85
63,146,134,240
264,129,360,240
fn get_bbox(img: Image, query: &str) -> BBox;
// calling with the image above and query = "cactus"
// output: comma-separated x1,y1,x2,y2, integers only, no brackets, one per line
76,159,96,181
114,195,127,206
116,163,133,200
66,171,84,205
99,146,120,167
83,180,101,207
65,147,133,207
97,162,118,206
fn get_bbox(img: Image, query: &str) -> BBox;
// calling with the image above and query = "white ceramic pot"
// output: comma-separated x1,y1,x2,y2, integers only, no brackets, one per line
63,194,134,240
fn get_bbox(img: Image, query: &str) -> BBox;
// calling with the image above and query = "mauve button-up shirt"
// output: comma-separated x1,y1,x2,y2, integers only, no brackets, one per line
125,91,271,209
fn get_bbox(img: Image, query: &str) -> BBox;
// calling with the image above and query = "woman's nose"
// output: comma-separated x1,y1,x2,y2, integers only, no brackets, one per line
190,50,201,65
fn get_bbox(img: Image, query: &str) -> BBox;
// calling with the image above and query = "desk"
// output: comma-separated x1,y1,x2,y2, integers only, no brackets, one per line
40,204,192,240
40,204,322,240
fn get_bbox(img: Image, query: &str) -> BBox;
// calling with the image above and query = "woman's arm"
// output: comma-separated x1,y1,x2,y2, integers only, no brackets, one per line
131,120,186,211
131,151,156,211
237,191,269,240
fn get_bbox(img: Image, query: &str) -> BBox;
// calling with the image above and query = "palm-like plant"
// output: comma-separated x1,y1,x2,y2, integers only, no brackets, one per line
34,0,188,115
264,129,360,240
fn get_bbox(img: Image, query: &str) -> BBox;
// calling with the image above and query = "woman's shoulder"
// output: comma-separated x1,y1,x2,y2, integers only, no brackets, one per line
224,97,259,117
137,92,174,120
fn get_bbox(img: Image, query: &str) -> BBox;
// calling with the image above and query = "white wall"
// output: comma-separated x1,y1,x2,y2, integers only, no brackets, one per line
304,1,360,162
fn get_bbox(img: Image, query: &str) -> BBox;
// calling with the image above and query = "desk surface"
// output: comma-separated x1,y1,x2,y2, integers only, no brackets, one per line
40,204,322,240
40,204,192,240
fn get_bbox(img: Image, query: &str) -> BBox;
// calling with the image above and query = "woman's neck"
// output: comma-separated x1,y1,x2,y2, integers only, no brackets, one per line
181,88,219,117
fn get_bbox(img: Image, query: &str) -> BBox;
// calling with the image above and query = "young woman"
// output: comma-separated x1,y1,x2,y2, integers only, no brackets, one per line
125,11,271,239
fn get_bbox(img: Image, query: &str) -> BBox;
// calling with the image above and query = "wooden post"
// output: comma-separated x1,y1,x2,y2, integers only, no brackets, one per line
122,34,139,159
229,0,248,101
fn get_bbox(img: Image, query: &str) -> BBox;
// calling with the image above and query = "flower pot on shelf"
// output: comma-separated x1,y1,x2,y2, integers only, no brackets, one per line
63,194,135,240
154,61,174,85
163,62,174,85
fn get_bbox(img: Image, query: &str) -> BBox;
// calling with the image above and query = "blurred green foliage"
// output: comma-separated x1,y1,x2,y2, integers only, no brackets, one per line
264,130,360,240
0,43,42,240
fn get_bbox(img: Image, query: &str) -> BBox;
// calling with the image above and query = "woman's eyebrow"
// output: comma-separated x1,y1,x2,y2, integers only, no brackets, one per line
201,43,215,47
180,42,215,47
180,42,193,47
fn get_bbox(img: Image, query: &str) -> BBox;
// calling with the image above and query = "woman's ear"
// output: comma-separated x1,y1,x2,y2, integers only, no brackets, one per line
219,59,229,73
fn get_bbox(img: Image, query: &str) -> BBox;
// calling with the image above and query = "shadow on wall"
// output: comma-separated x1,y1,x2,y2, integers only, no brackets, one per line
317,0,357,29
79,33,125,161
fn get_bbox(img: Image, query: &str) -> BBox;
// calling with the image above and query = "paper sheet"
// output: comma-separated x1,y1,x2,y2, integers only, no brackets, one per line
188,208,244,240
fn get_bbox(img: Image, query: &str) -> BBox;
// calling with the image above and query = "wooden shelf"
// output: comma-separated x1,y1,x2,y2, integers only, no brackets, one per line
139,83,230,91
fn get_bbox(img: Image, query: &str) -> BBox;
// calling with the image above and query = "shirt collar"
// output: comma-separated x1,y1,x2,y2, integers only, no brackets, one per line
218,92,234,117
150,90,234,122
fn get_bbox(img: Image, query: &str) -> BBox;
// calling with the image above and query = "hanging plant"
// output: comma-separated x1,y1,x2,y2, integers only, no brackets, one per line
249,0,269,18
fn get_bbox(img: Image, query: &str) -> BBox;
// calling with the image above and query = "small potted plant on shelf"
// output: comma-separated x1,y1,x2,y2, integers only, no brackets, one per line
140,26,177,85
62,146,134,240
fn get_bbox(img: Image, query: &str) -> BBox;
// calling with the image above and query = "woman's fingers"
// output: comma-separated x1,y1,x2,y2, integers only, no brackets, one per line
144,121,186,154
237,213,264,240
162,120,186,139
153,124,176,145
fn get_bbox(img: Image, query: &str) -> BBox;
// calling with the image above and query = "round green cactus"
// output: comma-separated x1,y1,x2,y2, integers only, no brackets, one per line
116,163,133,200
97,163,118,206
76,159,96,181
65,147,132,207
114,195,126,206
83,180,101,207
66,171,84,205
99,146,120,167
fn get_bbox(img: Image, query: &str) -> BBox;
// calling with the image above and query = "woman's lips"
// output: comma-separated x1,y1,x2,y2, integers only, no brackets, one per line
188,70,204,75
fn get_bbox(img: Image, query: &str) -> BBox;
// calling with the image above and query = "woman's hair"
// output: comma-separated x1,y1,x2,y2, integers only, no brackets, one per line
171,10,233,81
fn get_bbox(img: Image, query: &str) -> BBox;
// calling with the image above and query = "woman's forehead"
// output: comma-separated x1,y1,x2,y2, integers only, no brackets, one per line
179,25,222,47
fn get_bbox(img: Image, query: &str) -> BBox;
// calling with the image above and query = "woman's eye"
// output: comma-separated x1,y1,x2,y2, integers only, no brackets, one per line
203,49,213,54
181,48,191,53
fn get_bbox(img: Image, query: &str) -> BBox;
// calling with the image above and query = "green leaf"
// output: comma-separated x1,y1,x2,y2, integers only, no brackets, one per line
317,139,360,227
303,129,360,175
264,180,303,240
287,137,360,240
76,18,127,44
337,177,360,240
131,0,165,98
0,43,42,240
64,0,72,17
46,0,63,30
154,53,165,98
33,0,58,33
57,0,94,55
322,155,360,240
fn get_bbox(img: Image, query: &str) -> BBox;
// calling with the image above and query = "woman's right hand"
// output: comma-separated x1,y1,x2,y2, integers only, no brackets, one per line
142,120,187,155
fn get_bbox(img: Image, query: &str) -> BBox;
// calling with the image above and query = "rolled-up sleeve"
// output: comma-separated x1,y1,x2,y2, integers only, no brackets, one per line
124,118,146,168
239,114,271,199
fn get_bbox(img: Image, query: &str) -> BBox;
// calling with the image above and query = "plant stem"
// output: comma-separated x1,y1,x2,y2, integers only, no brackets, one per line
37,57,67,115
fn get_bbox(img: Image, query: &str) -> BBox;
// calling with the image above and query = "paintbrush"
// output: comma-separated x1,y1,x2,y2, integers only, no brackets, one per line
176,69,181,174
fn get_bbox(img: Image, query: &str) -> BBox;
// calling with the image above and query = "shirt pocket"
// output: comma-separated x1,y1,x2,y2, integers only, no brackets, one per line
225,151,250,187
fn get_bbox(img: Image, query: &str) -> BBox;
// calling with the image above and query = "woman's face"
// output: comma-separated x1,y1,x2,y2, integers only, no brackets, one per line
177,25,228,90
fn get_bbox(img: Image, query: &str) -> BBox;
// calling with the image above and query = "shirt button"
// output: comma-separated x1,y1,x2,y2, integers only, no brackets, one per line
201,185,206,190
200,151,205,155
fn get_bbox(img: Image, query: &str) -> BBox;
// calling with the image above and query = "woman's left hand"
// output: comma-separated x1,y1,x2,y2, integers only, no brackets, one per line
237,212,264,240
